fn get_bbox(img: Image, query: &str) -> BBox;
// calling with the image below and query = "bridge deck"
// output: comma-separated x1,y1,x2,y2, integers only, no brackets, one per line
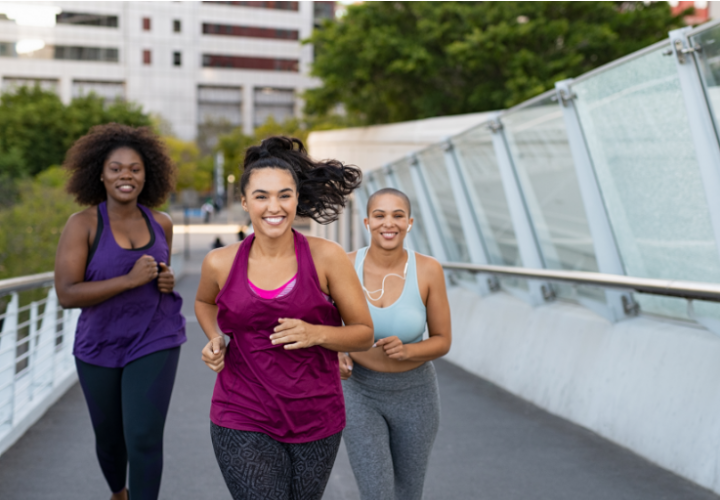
0,268,716,499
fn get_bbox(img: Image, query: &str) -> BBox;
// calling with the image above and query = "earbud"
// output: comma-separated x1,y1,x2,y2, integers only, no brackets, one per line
407,224,412,233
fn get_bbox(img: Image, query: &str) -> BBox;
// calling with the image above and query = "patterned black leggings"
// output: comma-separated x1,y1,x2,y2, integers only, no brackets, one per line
210,423,342,500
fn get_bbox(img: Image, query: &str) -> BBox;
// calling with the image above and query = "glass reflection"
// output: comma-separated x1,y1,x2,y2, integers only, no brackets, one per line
691,25,720,139
573,44,720,319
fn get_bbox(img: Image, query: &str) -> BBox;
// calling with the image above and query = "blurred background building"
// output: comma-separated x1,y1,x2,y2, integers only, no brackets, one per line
0,1,335,140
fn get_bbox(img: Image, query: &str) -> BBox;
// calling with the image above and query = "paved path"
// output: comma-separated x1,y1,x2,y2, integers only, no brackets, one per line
0,267,718,499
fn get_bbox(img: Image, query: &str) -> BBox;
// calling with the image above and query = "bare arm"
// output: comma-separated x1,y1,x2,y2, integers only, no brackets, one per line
54,211,158,309
153,210,176,293
375,256,452,362
271,240,374,353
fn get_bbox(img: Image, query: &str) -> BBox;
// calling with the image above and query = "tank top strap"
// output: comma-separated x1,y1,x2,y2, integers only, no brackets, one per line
98,200,110,226
405,249,422,302
294,230,324,292
354,246,369,283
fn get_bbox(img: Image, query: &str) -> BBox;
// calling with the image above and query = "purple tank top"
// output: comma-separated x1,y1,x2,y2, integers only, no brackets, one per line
211,230,345,443
74,201,186,368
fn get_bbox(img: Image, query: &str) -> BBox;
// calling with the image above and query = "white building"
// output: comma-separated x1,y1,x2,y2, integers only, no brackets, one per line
0,1,331,140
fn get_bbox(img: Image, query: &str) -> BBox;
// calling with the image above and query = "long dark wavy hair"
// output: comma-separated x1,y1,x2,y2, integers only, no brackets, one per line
240,136,362,224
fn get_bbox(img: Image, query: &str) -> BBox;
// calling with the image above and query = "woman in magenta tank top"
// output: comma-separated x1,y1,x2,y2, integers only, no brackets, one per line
55,124,185,500
195,137,373,500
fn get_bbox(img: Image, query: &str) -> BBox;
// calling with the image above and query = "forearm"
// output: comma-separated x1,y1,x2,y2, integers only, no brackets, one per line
403,335,451,362
195,300,223,341
57,276,134,308
316,323,373,353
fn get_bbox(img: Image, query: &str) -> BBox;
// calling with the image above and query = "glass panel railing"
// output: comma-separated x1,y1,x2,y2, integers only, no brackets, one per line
572,44,720,320
417,145,469,263
690,24,720,136
501,94,602,302
452,125,520,267
389,158,432,256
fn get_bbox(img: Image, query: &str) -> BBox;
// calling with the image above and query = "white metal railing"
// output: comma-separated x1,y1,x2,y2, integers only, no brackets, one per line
0,274,80,457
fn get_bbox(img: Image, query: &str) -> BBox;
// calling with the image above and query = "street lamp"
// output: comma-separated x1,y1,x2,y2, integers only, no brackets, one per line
227,174,236,224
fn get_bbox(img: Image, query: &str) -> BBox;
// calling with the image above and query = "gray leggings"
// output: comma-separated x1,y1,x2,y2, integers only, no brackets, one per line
342,361,440,500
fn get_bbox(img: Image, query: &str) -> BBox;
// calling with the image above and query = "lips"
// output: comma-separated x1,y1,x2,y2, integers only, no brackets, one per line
263,216,285,226
381,232,398,239
117,184,135,193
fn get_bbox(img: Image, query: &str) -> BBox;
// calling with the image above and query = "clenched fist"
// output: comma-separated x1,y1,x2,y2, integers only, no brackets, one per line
126,255,158,288
157,262,175,293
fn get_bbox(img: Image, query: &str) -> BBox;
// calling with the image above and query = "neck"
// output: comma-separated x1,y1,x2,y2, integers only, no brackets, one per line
106,197,140,218
251,228,295,259
366,242,407,270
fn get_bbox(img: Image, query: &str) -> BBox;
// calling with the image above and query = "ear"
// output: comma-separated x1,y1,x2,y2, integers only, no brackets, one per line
241,196,248,212
363,217,369,230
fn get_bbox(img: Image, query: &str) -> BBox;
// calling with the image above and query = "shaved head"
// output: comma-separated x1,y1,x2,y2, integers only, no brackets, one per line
367,187,412,216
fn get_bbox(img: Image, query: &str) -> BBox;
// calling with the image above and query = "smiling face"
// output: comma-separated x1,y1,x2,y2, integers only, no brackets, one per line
365,193,413,251
241,167,298,239
101,147,145,204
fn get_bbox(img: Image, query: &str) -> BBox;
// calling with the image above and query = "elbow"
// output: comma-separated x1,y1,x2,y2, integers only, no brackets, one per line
360,325,374,350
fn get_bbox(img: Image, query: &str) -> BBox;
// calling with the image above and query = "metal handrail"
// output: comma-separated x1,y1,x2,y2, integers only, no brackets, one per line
442,262,720,303
0,272,54,297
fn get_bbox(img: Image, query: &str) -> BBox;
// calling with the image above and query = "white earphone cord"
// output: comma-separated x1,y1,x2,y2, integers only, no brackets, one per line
362,261,408,302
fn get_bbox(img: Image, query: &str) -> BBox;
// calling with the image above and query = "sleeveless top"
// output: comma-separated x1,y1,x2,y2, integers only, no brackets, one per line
211,230,345,443
355,247,426,344
74,202,186,368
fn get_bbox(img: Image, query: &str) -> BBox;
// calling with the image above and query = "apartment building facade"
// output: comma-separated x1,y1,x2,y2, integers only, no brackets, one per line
0,1,331,140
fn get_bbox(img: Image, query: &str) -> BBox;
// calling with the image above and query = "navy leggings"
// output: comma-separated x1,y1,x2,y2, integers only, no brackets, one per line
76,347,180,500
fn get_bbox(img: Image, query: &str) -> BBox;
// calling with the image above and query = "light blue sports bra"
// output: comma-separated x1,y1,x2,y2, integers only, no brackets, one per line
355,247,427,344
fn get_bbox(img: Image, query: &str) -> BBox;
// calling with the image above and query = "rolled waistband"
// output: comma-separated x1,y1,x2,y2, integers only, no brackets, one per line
347,361,436,392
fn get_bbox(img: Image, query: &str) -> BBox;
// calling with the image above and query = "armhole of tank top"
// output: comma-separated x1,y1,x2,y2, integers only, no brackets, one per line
216,241,245,304
86,205,103,269
409,250,425,305
133,208,156,251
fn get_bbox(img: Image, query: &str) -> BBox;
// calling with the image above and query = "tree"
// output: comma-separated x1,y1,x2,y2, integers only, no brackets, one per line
0,86,151,178
305,1,687,125
165,136,214,192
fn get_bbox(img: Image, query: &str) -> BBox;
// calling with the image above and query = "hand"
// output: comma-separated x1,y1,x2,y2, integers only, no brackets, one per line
375,336,409,361
270,318,320,350
202,336,226,373
126,255,158,288
339,352,353,380
157,262,175,293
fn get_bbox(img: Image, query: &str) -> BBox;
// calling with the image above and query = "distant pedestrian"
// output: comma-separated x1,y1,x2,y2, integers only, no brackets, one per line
237,226,246,241
54,123,186,500
201,200,214,223
340,187,452,500
195,136,373,500
212,236,224,249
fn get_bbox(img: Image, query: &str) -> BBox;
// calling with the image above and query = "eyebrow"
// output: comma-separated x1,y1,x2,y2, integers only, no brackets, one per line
252,188,295,195
371,208,407,214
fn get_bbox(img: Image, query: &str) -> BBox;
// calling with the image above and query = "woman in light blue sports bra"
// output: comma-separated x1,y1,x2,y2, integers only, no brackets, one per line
340,187,452,500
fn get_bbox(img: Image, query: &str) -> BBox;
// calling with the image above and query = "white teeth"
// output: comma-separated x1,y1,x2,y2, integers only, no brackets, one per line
264,217,284,225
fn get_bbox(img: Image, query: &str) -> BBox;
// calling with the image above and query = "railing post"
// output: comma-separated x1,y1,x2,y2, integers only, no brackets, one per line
489,115,552,305
36,289,57,395
28,300,39,403
669,28,720,268
0,293,18,438
408,155,449,262
442,140,495,295
354,187,370,247
555,80,638,320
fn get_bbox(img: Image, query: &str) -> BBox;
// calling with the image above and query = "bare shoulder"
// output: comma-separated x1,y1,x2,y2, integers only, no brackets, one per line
64,207,96,233
149,209,173,232
415,252,444,278
204,242,241,269
307,235,347,262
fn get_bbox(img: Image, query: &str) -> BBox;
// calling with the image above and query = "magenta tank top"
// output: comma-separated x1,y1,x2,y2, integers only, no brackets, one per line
211,230,345,443
74,202,186,367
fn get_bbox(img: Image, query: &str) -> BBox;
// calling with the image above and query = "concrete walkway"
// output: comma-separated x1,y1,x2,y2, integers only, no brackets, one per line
0,261,718,499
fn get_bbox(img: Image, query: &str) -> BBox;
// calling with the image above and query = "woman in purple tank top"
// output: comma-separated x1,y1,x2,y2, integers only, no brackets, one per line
195,137,373,500
55,124,186,500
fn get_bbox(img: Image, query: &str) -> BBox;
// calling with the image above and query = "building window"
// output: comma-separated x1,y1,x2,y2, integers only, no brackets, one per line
203,2,299,11
55,46,119,62
202,54,298,72
57,12,119,27
173,51,182,67
173,19,181,32
2,77,59,94
143,49,151,65
142,17,151,31
72,80,125,102
202,23,298,41
197,85,243,126
254,87,294,127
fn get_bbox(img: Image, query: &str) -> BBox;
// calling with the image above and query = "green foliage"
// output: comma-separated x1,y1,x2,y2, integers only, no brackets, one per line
0,167,80,280
165,136,214,192
0,86,151,179
306,1,686,125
